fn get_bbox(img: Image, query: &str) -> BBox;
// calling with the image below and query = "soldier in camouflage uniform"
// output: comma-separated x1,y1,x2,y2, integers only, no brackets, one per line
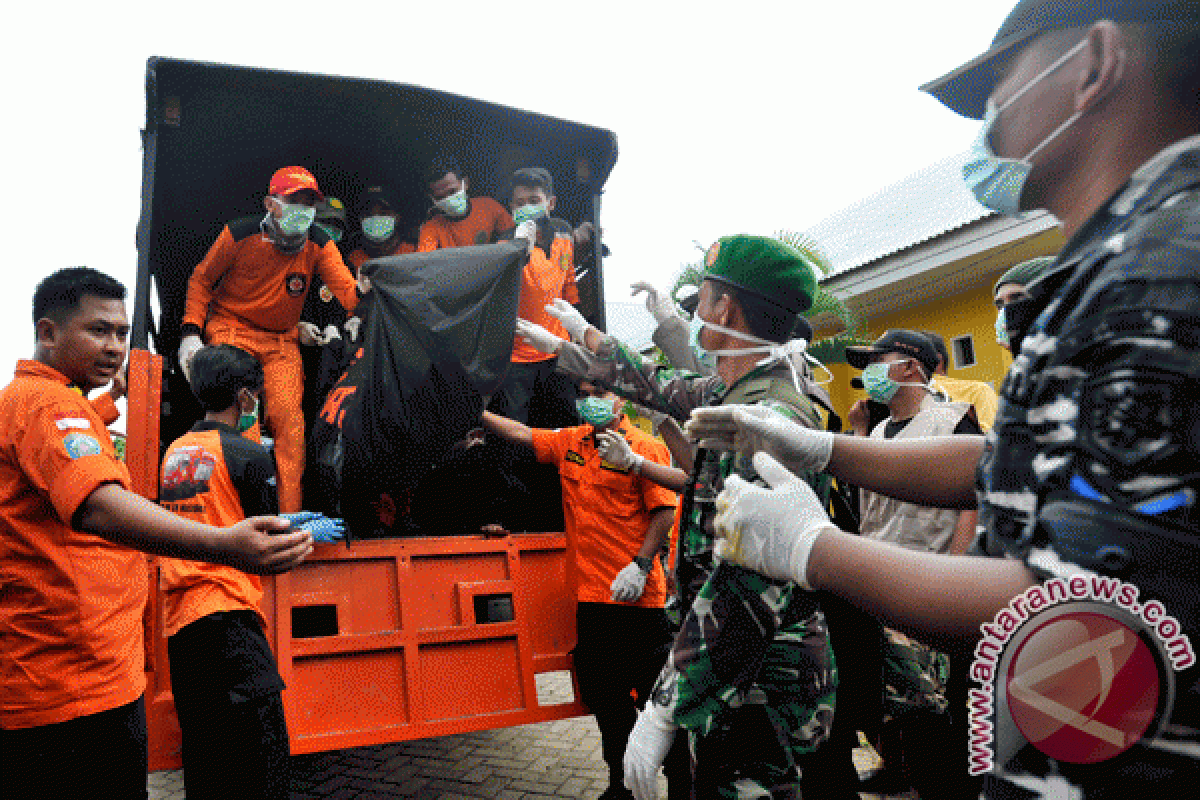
534,235,836,799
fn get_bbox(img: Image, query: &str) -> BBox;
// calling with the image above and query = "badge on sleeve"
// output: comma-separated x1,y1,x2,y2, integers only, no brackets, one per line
285,273,308,297
319,284,334,303
63,432,104,459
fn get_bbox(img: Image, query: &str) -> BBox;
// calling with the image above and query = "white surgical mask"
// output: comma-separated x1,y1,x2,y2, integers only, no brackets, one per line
962,37,1089,216
434,184,469,216
362,215,396,242
274,200,316,235
694,310,828,393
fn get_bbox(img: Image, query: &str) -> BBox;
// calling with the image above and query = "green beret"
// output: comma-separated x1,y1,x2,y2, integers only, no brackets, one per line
703,235,818,315
994,256,1056,297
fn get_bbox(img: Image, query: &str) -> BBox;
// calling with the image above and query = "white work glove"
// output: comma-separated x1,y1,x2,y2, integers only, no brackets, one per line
344,316,363,342
516,319,565,355
686,404,835,474
713,452,837,589
544,298,590,343
177,334,204,383
596,431,644,473
630,281,675,326
610,561,649,603
514,220,537,253
297,321,324,346
323,324,342,342
630,403,670,436
623,691,679,800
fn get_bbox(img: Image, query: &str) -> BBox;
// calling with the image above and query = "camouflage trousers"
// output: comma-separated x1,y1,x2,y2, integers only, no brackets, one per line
689,701,803,799
881,627,949,723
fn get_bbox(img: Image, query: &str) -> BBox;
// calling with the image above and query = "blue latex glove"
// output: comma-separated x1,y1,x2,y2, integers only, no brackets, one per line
279,512,346,543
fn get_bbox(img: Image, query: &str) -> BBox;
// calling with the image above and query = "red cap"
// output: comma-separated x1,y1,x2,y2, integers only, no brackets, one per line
268,166,324,200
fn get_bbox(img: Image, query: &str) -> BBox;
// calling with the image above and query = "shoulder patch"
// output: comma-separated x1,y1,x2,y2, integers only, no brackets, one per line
226,215,263,242
285,273,308,297
564,450,586,466
62,432,104,459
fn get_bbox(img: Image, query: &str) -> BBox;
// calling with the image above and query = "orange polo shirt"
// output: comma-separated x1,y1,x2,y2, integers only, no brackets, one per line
159,423,278,636
532,417,677,608
183,216,359,334
348,241,417,268
512,231,581,364
417,197,514,252
0,360,145,729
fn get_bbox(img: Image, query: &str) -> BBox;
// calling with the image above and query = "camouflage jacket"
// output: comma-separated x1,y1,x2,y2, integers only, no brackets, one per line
557,336,837,765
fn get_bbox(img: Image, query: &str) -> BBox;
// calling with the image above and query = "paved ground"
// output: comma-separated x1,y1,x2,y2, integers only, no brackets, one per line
148,672,894,800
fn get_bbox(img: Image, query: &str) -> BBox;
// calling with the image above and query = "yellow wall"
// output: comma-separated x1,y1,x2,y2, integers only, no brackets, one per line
822,282,1014,424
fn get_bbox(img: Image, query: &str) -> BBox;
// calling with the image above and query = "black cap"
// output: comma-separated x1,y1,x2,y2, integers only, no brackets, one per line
920,0,1198,119
845,330,940,377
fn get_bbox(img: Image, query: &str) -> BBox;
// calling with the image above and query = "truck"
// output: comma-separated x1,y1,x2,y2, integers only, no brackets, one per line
127,57,618,769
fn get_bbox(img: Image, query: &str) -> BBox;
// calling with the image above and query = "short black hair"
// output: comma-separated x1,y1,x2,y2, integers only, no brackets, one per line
189,345,264,412
919,330,950,372
1140,23,1200,121
425,154,464,186
510,167,555,200
709,281,795,345
33,267,126,326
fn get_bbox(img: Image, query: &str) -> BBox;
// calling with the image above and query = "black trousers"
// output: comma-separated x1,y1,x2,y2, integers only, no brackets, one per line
574,601,691,799
0,695,148,800
168,611,291,800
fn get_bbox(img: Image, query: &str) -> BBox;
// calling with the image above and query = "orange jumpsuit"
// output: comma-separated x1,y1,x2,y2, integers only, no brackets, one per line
182,216,359,511
512,226,580,363
417,197,513,252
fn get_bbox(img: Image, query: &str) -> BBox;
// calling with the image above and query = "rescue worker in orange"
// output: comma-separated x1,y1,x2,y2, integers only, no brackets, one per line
178,166,362,512
0,267,311,800
418,155,514,251
481,382,687,800
160,344,290,800
349,183,417,270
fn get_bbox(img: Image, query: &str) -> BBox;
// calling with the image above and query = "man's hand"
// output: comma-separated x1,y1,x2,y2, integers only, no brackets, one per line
224,516,314,575
344,316,363,342
544,298,590,342
713,452,837,589
630,281,675,326
611,561,648,603
514,220,537,253
686,405,834,474
573,220,595,247
516,319,565,355
624,696,679,800
596,431,643,472
847,399,871,436
178,334,204,382
297,321,324,346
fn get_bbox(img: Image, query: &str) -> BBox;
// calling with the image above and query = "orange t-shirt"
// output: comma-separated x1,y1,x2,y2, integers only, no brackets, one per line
512,231,581,364
348,240,417,268
531,417,677,608
159,423,278,636
183,216,359,334
0,360,145,729
417,197,514,252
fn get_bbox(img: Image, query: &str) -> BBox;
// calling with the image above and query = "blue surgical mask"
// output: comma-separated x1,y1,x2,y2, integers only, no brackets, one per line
434,185,469,217
995,307,1010,348
862,362,902,404
362,215,396,242
237,395,259,433
962,37,1089,216
275,201,316,235
576,396,616,427
513,203,548,226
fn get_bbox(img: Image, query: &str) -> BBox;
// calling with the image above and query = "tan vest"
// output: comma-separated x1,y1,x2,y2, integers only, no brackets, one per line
859,395,971,554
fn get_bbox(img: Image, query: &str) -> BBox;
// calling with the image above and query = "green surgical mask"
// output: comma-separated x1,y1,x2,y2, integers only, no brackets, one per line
434,186,469,217
513,203,548,226
237,395,260,433
362,215,396,242
276,201,316,236
576,396,616,427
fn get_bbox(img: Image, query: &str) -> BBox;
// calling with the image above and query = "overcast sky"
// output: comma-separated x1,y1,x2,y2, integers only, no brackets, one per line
5,0,1018,399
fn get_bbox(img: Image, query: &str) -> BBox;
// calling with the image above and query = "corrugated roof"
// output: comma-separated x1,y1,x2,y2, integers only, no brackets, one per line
604,301,659,352
804,150,994,276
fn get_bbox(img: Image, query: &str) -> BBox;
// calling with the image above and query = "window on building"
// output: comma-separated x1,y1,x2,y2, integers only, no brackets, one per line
952,335,976,369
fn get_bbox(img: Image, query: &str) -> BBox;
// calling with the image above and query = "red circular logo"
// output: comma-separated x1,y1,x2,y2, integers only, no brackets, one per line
1005,611,1161,764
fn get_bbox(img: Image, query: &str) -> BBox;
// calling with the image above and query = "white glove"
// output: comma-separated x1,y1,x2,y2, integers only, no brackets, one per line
713,452,837,589
344,316,363,342
631,403,670,436
323,324,342,342
623,696,678,800
516,319,565,355
596,431,643,472
178,334,204,383
297,321,323,346
686,404,835,474
544,298,590,343
514,220,537,253
630,281,675,326
610,561,648,603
